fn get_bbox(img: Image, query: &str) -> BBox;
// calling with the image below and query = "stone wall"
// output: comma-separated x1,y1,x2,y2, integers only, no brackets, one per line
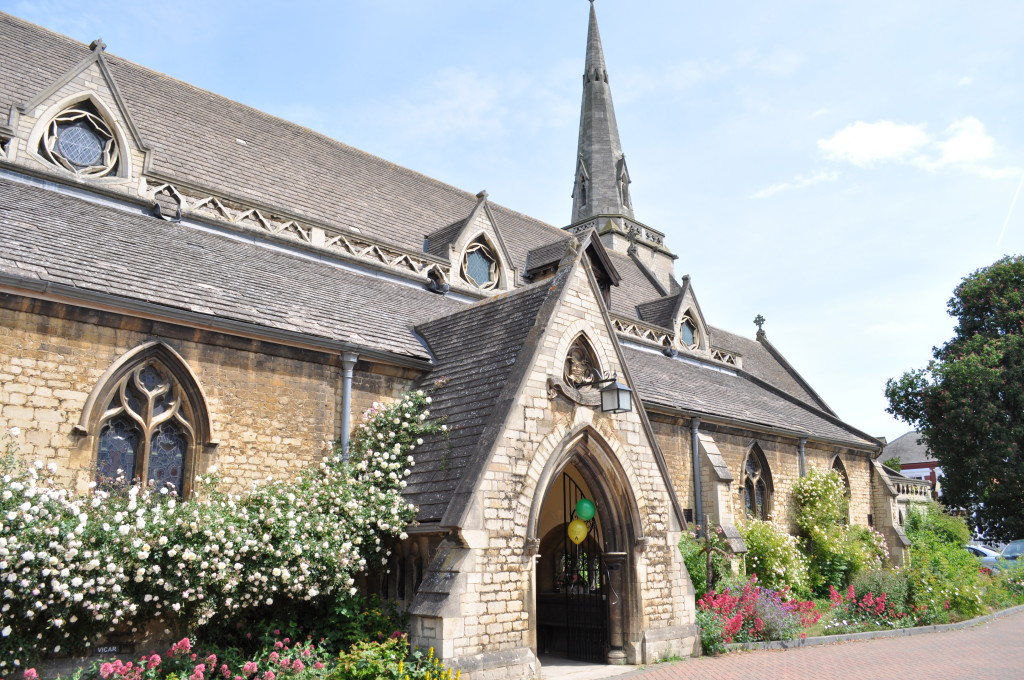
0,297,341,494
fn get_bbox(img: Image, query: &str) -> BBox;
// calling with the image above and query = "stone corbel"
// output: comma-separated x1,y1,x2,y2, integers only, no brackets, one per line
524,537,541,559
546,376,601,408
634,536,650,554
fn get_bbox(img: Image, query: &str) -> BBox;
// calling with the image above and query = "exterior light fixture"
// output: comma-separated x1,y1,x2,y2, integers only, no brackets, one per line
577,373,633,414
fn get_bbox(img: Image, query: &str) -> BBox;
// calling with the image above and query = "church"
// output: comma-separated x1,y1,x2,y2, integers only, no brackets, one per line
0,3,929,678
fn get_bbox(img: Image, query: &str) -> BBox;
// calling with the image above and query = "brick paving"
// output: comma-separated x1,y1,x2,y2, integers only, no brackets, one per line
629,611,1024,680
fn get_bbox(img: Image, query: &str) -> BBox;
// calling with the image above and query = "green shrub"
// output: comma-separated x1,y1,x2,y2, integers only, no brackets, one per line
738,519,811,597
0,390,441,673
695,609,727,655
327,634,460,680
793,469,885,594
852,569,910,613
679,527,730,598
882,457,902,472
903,504,984,622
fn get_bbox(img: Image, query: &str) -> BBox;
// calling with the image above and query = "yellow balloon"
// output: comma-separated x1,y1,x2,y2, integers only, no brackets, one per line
567,519,589,545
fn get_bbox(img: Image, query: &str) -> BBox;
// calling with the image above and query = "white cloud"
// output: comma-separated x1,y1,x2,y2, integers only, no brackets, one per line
819,117,1017,178
751,170,839,199
818,121,930,167
957,76,974,87
931,117,994,166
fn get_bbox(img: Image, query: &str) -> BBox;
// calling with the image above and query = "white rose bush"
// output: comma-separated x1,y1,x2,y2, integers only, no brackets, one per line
0,389,440,673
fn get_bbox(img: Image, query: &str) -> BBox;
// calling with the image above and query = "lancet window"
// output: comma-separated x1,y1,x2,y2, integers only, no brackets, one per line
742,445,773,521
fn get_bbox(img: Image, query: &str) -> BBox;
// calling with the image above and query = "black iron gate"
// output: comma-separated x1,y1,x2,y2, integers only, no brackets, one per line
559,474,608,663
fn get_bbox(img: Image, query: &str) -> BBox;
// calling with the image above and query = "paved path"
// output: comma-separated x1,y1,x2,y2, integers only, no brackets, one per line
628,610,1024,680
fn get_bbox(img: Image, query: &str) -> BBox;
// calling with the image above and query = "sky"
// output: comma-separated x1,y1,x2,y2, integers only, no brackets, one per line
4,0,1023,442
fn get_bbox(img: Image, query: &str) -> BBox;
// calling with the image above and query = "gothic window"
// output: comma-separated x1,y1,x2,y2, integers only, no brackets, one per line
461,240,498,289
832,456,851,524
742,445,773,520
82,342,211,497
679,316,698,349
563,335,601,389
39,100,120,178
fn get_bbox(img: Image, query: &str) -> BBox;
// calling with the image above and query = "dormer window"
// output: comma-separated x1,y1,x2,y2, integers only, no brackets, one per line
462,240,498,290
40,101,119,178
679,317,698,349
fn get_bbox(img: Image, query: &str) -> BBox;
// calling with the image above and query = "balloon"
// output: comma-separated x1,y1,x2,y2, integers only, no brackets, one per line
567,519,589,545
575,498,596,521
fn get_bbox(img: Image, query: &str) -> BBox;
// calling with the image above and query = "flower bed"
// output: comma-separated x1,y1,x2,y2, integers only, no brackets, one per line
0,390,441,675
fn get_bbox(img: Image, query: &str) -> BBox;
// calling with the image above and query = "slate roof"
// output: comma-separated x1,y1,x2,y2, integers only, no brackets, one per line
885,431,933,465
709,327,832,413
424,218,469,258
623,345,877,449
408,279,559,521
0,12,568,273
0,177,461,359
525,240,571,274
0,11,873,461
636,295,677,328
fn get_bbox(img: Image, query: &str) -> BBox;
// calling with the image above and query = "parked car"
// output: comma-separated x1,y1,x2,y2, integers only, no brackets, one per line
967,544,1002,571
999,540,1024,566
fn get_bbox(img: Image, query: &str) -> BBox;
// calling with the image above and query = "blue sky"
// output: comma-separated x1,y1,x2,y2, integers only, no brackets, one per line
5,0,1023,441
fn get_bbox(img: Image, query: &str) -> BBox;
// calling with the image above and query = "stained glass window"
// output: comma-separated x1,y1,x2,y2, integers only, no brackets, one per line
39,102,119,178
97,415,140,482
94,360,195,495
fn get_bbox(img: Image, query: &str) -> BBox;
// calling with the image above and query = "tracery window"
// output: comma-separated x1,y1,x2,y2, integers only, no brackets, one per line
96,363,194,494
742,445,773,520
81,343,211,498
461,240,498,289
563,335,601,389
39,100,120,178
679,316,698,349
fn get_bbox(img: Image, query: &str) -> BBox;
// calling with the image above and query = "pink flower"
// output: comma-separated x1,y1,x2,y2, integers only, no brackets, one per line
220,664,230,678
268,652,279,663
312,663,323,670
100,663,115,679
147,655,162,670
301,649,311,658
242,662,258,675
25,671,39,680
291,660,305,673
272,629,281,636
262,672,276,680
274,641,283,650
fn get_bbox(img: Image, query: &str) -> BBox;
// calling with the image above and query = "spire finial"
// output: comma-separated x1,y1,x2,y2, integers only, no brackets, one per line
754,314,767,340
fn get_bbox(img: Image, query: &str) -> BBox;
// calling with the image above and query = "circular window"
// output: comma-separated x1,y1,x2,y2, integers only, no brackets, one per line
56,123,104,167
40,104,119,178
462,242,498,289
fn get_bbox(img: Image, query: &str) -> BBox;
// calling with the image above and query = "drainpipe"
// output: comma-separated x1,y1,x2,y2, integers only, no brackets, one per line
691,417,704,537
798,438,807,477
340,352,359,460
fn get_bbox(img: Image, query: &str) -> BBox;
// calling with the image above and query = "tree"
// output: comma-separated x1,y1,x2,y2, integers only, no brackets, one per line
885,255,1024,541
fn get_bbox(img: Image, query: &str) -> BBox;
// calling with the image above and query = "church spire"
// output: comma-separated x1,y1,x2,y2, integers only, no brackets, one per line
572,0,633,223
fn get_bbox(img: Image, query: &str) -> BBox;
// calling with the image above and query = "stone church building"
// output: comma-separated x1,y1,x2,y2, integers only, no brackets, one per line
0,4,929,678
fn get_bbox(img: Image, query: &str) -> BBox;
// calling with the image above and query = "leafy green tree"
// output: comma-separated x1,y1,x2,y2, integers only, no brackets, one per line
882,456,902,472
885,255,1024,541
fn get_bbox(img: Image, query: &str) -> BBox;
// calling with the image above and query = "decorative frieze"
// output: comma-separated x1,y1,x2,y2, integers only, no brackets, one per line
145,180,450,281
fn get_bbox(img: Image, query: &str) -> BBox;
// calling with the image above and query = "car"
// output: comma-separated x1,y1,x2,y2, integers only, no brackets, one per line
967,544,1003,571
998,540,1024,567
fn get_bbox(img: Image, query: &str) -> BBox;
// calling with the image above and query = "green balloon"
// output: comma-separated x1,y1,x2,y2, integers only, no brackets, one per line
575,498,596,521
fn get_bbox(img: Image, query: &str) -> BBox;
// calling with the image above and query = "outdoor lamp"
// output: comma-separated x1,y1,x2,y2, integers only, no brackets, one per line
599,377,632,414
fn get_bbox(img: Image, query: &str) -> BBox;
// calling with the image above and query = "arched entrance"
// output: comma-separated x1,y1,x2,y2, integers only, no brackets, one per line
530,432,640,666
536,470,608,662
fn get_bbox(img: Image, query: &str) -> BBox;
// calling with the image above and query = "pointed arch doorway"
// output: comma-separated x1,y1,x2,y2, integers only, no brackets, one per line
532,433,639,666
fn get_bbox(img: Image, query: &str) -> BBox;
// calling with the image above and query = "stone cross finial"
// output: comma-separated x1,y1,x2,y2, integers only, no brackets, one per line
89,39,106,52
754,314,765,330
